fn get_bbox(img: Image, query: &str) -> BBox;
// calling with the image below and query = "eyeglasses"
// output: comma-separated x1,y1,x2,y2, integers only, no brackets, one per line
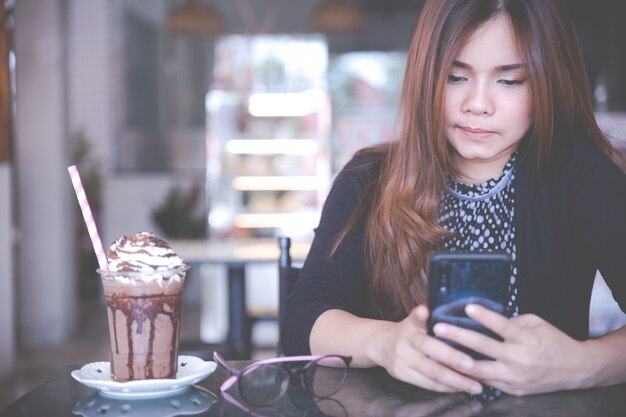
213,352,352,407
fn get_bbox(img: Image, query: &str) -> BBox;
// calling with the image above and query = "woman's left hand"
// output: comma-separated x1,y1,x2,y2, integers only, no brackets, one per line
432,304,591,396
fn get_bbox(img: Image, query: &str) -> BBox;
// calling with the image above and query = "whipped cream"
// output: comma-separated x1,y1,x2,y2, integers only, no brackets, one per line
106,232,185,280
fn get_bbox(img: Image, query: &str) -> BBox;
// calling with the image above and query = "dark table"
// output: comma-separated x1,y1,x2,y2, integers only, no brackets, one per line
2,361,625,417
172,238,310,360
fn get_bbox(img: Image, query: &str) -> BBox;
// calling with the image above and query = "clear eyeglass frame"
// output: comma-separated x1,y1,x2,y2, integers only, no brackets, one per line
213,351,352,407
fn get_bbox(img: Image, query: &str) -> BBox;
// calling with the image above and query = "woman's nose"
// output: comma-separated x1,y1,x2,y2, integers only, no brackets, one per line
461,82,494,115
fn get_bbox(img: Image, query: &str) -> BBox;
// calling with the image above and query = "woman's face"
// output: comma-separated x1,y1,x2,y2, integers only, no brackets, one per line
444,15,532,182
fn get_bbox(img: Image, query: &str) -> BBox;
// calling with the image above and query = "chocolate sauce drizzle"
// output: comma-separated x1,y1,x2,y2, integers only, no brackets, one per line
105,292,182,380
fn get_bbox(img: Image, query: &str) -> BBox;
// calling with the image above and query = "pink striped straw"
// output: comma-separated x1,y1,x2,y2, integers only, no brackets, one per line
67,165,108,270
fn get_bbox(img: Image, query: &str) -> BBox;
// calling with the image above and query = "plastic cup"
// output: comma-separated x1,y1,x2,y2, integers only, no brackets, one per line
98,265,189,382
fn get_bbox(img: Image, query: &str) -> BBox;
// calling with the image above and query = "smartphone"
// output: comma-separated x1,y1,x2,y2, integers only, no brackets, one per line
427,251,511,360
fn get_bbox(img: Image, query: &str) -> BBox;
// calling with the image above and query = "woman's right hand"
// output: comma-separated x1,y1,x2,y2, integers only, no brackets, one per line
374,304,483,394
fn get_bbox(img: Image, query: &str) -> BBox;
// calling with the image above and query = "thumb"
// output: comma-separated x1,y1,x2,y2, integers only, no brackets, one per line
408,304,430,329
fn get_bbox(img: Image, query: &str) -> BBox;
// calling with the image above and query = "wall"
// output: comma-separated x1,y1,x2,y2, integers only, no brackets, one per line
0,164,14,377
102,174,205,247
68,0,114,168
14,0,77,346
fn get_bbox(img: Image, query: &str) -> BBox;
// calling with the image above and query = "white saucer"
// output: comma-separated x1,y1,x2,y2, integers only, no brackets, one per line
71,356,217,399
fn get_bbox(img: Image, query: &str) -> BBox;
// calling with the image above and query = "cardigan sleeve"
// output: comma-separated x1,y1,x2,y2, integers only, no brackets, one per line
281,153,379,355
570,144,626,313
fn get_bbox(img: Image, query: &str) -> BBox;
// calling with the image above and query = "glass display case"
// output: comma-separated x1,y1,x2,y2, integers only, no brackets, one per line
205,35,330,238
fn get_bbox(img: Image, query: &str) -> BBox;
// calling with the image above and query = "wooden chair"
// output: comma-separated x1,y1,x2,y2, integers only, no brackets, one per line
278,236,301,355
184,237,301,359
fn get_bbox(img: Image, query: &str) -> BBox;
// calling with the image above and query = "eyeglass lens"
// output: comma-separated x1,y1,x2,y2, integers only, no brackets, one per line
240,364,290,406
239,357,348,407
303,357,348,398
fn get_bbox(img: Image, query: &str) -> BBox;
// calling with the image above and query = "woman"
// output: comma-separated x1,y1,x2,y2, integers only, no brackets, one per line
282,0,626,397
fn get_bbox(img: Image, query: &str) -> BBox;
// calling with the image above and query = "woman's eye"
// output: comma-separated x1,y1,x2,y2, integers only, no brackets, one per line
447,74,466,83
499,79,525,86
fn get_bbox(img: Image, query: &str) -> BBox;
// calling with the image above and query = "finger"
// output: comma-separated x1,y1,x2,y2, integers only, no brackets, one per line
391,356,458,393
462,356,509,382
407,304,429,330
415,304,430,323
480,379,514,396
465,304,515,341
418,333,477,373
432,322,505,362
405,370,459,393
412,352,483,395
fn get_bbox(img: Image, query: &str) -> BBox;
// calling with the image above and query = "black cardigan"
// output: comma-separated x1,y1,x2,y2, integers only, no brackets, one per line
282,142,626,355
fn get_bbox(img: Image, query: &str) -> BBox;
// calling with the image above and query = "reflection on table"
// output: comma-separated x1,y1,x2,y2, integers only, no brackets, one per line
2,361,625,417
72,386,217,417
171,238,310,359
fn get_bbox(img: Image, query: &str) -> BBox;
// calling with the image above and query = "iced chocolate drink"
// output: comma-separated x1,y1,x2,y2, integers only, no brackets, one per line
98,232,188,382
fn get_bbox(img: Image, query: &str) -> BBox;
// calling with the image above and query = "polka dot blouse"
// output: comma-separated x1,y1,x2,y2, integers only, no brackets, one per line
439,153,520,318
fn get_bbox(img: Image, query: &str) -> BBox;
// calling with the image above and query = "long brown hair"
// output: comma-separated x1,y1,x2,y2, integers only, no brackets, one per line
332,0,621,320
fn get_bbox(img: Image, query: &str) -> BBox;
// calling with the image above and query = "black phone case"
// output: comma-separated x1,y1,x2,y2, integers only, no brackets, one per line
427,251,511,360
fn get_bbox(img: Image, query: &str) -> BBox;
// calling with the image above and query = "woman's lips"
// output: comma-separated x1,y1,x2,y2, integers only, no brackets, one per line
458,126,497,139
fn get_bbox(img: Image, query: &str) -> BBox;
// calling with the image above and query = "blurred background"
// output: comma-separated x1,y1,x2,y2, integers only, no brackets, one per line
0,0,625,408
